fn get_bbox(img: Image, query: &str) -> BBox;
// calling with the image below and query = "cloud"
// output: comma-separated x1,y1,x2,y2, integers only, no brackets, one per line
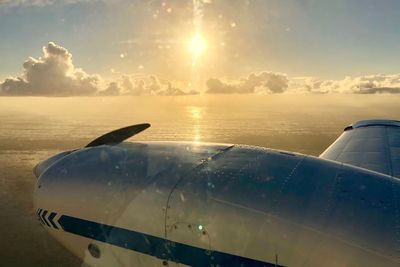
205,72,400,95
206,72,289,94
1,42,100,96
99,82,120,96
355,87,400,94
0,41,193,96
4,42,400,97
302,74,400,94
0,41,196,97
98,75,199,96
160,82,199,96
206,78,235,94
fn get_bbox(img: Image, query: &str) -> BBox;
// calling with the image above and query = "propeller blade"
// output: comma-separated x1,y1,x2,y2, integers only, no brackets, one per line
85,123,150,147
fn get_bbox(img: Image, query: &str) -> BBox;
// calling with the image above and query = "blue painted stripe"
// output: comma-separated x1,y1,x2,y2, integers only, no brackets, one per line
58,215,282,267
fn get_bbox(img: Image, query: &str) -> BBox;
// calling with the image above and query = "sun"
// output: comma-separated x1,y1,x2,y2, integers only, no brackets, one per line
189,32,207,64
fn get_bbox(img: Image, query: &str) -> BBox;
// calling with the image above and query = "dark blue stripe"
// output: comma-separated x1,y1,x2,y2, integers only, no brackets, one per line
59,215,282,267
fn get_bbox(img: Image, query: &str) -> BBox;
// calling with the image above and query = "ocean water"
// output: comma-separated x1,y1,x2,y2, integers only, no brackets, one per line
0,94,399,266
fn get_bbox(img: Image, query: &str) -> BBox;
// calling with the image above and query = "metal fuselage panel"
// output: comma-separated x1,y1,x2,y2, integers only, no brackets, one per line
34,142,400,266
320,122,400,177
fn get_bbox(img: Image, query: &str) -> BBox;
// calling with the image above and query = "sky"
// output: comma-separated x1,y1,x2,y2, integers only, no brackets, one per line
1,0,400,96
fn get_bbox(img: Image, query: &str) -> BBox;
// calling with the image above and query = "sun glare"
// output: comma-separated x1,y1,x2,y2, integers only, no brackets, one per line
189,32,207,64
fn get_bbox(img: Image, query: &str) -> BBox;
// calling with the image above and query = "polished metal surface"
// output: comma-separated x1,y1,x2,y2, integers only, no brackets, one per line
34,140,400,266
320,120,400,177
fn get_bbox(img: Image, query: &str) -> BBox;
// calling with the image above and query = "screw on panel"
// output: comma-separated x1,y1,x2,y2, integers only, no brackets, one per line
88,243,101,258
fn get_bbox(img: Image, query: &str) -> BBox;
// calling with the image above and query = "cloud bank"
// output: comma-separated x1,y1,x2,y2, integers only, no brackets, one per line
206,73,400,95
98,75,199,96
0,42,196,96
2,42,400,96
206,72,289,94
303,74,400,94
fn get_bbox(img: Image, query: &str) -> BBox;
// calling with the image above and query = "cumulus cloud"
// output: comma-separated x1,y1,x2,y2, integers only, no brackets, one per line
98,75,199,96
356,87,400,94
303,74,400,94
4,42,400,97
205,78,235,94
205,72,400,95
206,72,289,94
1,42,197,96
161,82,199,96
99,82,120,96
1,42,100,96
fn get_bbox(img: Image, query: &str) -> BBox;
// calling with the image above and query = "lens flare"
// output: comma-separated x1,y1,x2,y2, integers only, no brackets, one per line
189,33,206,65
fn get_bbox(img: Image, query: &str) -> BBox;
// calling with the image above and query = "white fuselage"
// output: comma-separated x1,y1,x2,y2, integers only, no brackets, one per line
34,142,400,266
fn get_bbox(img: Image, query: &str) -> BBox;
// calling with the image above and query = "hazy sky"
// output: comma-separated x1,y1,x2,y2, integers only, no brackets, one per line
2,0,400,80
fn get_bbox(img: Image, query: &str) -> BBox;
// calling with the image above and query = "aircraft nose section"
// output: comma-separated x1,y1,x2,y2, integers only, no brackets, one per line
33,150,75,178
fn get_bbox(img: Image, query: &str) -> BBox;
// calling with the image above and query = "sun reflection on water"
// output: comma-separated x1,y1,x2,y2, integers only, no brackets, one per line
187,106,202,119
186,106,204,142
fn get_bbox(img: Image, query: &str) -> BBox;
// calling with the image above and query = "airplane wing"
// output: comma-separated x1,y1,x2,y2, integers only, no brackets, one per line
320,119,400,177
